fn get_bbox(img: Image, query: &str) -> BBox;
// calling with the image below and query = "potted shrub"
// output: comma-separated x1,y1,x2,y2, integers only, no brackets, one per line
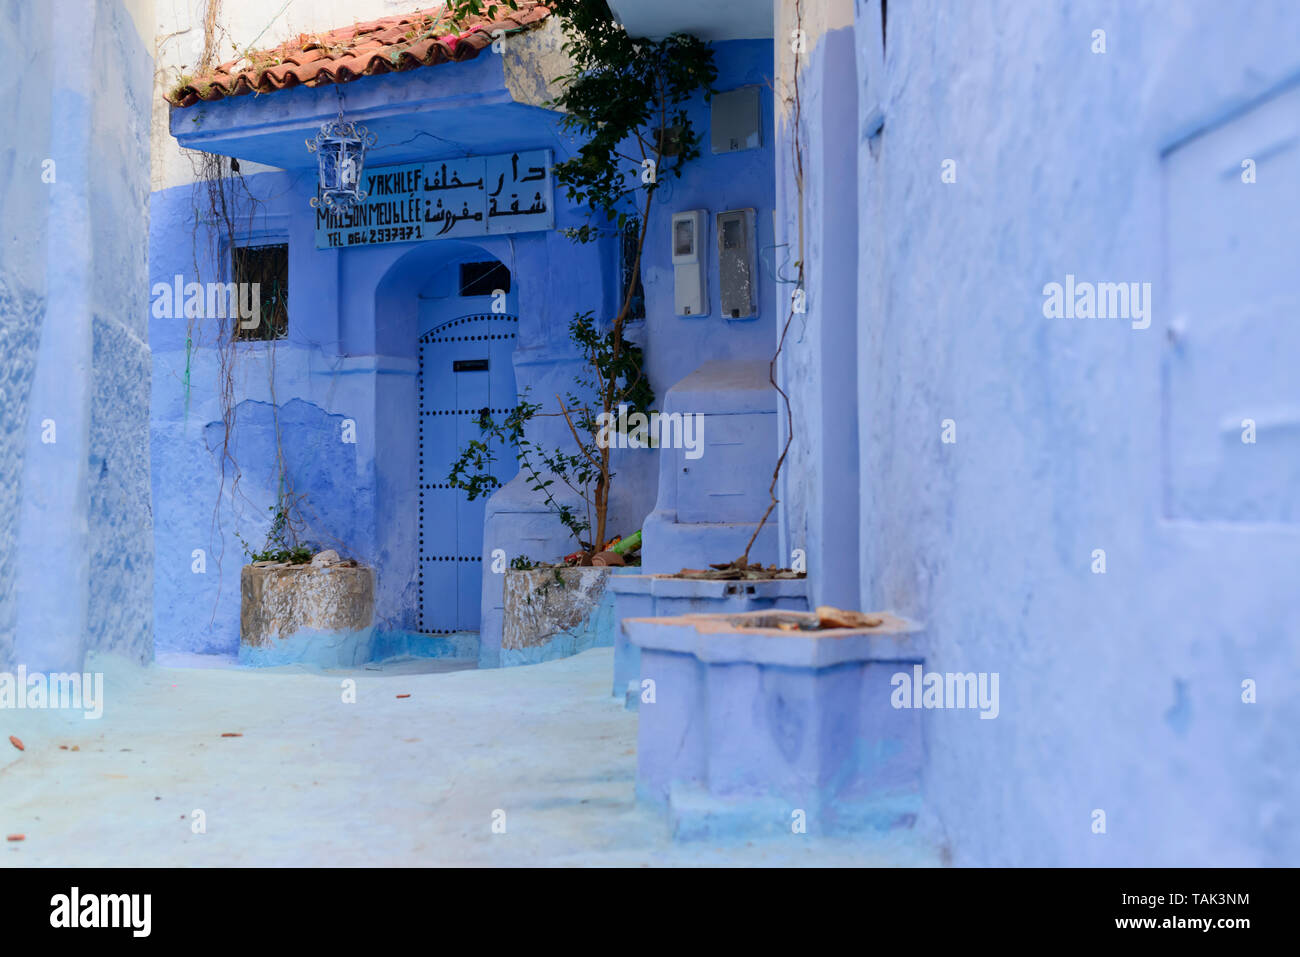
448,0,716,667
238,502,374,667
496,545,640,667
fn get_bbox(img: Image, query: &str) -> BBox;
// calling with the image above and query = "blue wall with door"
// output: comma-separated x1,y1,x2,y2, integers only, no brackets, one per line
417,275,520,634
149,166,602,656
149,37,777,660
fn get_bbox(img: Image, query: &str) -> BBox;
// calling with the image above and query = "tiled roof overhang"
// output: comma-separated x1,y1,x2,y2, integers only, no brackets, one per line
166,2,552,108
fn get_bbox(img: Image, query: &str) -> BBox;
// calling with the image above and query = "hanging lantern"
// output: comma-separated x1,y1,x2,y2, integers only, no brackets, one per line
307,103,376,211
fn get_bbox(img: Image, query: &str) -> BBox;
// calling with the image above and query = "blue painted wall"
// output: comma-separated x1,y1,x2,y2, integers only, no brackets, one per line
150,169,557,653
777,19,860,605
636,41,779,397
151,37,776,662
0,0,55,671
778,0,1300,865
0,0,154,672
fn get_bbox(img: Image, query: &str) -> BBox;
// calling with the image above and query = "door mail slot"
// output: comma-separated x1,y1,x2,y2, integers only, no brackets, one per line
453,359,489,372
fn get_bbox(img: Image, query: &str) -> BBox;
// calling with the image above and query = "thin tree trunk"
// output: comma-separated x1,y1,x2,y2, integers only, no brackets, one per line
590,157,658,558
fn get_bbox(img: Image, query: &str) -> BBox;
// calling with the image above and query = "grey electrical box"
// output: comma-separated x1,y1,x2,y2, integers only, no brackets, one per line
711,86,761,154
716,208,757,320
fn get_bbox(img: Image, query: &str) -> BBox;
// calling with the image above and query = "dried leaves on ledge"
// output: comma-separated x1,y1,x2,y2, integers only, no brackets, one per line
814,606,885,630
674,561,806,581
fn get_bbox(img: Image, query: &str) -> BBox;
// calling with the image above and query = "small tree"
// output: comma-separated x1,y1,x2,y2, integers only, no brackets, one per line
447,0,716,561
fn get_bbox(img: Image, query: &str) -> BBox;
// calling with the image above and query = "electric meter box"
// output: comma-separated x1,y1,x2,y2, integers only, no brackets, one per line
716,208,757,320
711,86,762,154
671,209,707,317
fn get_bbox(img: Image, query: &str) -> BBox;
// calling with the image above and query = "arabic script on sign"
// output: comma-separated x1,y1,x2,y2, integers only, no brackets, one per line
314,149,554,249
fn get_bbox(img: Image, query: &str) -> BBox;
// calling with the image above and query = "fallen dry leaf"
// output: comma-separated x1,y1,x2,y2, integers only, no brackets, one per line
7,735,23,751
6,834,24,842
815,605,885,630
395,693,411,699
220,733,243,738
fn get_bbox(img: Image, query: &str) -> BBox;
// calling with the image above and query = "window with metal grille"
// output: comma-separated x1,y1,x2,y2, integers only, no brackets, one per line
232,243,288,341
458,260,511,297
620,217,647,321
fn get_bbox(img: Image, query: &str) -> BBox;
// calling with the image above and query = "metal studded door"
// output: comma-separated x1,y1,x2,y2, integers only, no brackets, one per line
417,313,519,633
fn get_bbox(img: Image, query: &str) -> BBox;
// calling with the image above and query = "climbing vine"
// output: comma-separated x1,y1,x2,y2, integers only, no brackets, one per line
736,0,806,570
178,0,314,594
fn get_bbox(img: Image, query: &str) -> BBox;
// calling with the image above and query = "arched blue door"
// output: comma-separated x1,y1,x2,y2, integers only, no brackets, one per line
417,312,519,633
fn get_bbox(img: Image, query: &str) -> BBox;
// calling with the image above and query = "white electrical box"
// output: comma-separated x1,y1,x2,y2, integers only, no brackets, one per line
672,209,707,317
716,208,757,319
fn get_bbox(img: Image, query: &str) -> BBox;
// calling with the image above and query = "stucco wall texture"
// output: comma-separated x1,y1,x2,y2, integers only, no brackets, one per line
777,0,1299,865
87,0,156,666
0,0,54,671
0,0,155,673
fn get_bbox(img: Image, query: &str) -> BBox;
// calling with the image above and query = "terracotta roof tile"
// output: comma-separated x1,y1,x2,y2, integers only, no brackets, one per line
166,2,552,108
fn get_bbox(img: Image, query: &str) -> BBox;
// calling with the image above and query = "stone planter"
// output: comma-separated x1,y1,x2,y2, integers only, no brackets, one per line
500,566,635,667
240,563,375,667
609,575,807,702
626,609,923,840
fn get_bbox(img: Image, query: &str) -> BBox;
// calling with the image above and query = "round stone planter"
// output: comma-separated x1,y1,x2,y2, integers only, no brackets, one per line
239,562,376,667
625,609,924,840
499,565,638,667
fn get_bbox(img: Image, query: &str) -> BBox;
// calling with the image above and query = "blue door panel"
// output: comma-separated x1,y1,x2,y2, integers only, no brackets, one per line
418,312,519,633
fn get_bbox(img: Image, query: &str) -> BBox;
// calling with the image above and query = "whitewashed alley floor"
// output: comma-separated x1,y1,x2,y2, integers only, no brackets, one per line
1,648,938,867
